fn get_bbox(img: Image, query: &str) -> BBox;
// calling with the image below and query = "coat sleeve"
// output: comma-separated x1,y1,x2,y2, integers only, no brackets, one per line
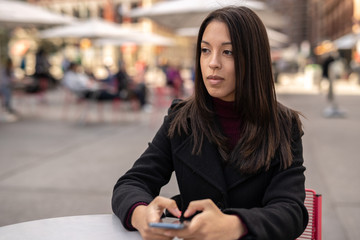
111,115,174,230
224,122,308,240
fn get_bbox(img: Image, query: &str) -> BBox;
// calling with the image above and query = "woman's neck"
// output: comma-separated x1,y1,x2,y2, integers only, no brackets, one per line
212,97,242,151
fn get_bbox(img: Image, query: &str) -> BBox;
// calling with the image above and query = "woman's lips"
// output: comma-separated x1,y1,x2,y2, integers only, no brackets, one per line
207,75,224,85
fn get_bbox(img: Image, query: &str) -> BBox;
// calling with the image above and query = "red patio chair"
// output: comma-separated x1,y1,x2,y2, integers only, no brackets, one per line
297,188,322,240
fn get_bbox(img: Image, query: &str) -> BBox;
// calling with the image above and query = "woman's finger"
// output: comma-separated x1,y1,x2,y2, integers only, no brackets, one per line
183,199,216,217
151,196,181,218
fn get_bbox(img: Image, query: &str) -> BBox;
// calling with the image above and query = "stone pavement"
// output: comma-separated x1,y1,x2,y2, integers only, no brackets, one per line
0,81,360,240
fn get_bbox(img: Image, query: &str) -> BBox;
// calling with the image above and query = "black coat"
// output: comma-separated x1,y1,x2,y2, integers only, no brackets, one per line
112,104,308,240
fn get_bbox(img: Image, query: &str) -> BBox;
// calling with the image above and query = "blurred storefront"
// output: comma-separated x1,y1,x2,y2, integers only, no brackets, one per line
4,1,305,79
264,0,356,63
308,0,355,62
0,0,182,84
25,0,186,78
5,0,359,86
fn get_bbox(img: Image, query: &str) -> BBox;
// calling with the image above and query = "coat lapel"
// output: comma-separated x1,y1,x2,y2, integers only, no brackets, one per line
173,136,227,193
173,135,257,193
223,163,254,190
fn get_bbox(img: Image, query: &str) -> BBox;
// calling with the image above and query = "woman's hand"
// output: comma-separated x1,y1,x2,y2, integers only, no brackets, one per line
131,196,182,240
164,199,246,240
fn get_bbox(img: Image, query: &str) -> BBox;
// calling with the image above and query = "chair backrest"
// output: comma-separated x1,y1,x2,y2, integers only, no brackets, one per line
297,188,322,240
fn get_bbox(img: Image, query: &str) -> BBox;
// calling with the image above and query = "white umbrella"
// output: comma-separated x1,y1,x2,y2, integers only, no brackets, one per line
0,0,75,63
266,28,289,48
38,18,133,39
130,0,285,30
0,0,74,28
333,33,360,49
94,31,175,46
176,27,288,48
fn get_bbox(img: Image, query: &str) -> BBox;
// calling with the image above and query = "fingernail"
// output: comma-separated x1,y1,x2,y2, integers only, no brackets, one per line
173,208,181,217
183,210,189,217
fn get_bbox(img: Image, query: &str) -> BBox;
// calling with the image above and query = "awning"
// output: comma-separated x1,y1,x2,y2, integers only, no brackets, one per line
130,0,285,30
0,0,74,28
333,33,360,49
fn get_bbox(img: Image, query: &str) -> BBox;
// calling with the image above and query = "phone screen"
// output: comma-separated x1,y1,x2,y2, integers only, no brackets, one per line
149,222,185,229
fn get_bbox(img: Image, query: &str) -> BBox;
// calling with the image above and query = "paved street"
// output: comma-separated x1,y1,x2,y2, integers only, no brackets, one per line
1,80,360,240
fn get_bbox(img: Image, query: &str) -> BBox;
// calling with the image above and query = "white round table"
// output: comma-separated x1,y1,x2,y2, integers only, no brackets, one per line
0,214,142,240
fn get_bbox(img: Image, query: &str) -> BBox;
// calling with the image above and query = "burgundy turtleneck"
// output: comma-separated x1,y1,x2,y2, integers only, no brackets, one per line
212,97,242,151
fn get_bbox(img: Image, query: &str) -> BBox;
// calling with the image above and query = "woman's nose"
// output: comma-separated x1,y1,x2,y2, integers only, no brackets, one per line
209,53,221,69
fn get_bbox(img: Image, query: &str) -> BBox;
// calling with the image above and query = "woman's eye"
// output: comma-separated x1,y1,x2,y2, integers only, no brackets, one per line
223,50,233,56
201,48,210,54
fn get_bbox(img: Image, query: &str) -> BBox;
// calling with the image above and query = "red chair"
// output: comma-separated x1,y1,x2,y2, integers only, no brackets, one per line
61,87,125,123
153,86,173,109
297,189,322,240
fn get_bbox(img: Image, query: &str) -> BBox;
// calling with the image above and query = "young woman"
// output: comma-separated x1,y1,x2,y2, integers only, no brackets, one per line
112,6,308,240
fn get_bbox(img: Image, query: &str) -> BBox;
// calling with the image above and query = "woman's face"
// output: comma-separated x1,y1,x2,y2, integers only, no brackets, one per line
200,20,236,102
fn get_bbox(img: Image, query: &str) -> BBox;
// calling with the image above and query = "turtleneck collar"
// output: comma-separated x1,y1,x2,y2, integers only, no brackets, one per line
212,97,240,118
212,97,242,152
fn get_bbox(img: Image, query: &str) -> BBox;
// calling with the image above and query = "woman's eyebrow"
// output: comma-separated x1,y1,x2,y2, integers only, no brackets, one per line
201,40,232,46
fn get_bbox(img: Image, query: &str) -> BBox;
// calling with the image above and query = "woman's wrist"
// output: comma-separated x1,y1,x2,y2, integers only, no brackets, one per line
226,214,248,239
131,205,147,230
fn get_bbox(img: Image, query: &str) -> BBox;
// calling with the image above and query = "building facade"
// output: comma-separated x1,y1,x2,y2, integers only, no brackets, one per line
307,0,355,63
308,0,353,45
265,0,309,47
26,0,192,78
27,0,141,23
264,0,356,57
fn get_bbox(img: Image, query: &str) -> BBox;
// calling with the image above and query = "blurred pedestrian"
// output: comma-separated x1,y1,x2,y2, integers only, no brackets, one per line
166,63,183,98
322,53,335,82
112,6,308,240
0,58,18,117
26,48,51,93
321,51,346,117
24,48,53,105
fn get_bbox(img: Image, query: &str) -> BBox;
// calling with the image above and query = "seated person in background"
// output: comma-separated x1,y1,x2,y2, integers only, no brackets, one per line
62,62,118,101
62,62,97,97
114,62,147,109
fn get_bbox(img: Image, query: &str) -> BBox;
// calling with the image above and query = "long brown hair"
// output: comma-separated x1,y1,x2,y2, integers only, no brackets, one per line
168,6,302,174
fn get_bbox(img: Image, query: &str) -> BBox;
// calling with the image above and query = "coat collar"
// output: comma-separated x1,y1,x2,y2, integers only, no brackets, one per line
173,135,252,193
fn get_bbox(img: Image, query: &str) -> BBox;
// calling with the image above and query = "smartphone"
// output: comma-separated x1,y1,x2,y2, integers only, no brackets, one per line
149,222,185,230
